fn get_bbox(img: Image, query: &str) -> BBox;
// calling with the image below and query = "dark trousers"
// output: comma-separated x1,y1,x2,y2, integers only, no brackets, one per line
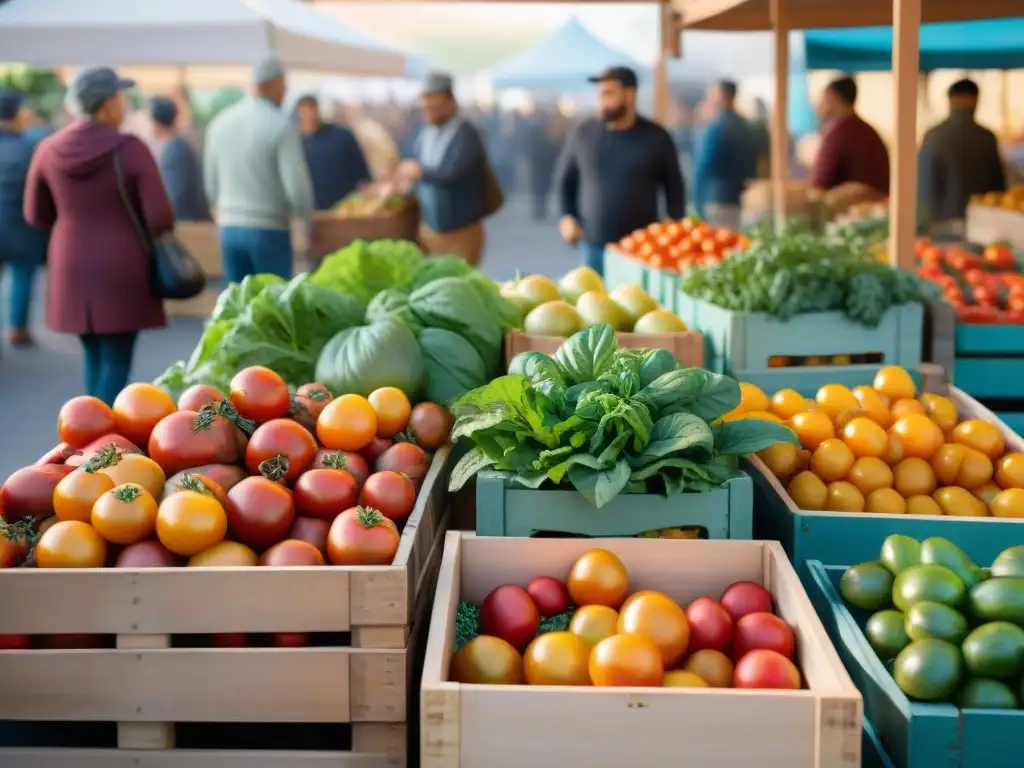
219,226,293,284
80,332,137,406
5,262,36,330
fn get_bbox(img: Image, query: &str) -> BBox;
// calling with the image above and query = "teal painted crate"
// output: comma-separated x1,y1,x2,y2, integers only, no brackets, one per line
602,247,648,292
676,295,923,394
646,267,681,313
953,324,1024,434
475,470,752,538
805,560,1024,768
863,717,898,768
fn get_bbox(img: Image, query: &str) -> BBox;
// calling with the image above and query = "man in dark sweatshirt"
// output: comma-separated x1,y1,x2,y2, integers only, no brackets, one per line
556,66,685,275
295,94,371,210
150,96,210,221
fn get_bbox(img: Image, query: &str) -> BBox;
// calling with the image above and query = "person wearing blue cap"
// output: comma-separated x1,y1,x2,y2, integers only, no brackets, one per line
203,57,314,282
0,89,49,347
150,96,210,221
23,66,175,405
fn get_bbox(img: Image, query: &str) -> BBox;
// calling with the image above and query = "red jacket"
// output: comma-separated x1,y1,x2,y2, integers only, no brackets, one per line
810,114,890,196
24,120,172,335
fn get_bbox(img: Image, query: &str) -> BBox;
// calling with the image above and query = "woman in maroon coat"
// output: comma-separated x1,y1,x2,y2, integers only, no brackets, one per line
24,67,173,405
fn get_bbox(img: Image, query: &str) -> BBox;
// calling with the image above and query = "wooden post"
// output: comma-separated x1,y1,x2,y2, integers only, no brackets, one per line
1001,69,1012,135
889,0,921,270
770,0,789,231
653,1,671,124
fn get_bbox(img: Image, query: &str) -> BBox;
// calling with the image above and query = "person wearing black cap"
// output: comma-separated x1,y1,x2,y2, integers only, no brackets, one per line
0,89,49,347
919,78,1006,224
150,96,210,222
555,66,685,275
24,66,174,405
295,94,371,210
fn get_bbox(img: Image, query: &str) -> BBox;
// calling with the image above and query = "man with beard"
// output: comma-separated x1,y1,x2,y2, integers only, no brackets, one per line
556,66,684,275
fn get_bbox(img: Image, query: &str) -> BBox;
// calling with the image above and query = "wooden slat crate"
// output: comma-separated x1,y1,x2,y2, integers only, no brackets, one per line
965,204,1024,250
0,446,454,768
952,320,1024,439
503,330,704,369
293,204,419,262
420,533,862,768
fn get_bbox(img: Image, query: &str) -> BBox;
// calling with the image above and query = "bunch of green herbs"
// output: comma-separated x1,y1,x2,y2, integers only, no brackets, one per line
453,601,574,653
447,325,798,508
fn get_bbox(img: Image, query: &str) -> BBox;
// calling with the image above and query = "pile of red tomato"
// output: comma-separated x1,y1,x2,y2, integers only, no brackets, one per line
616,218,747,273
0,366,452,584
915,239,1024,324
451,548,802,690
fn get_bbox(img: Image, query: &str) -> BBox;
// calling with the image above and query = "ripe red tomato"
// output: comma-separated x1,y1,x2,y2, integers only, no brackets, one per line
245,419,317,483
685,596,734,654
375,442,429,488
164,465,247,497
288,516,330,557
361,436,392,465
358,471,416,522
732,612,796,660
260,539,325,566
293,469,358,521
589,633,664,687
291,383,333,433
733,649,801,690
225,477,295,551
0,522,29,568
720,581,773,622
271,632,309,647
115,540,181,567
479,585,540,651
148,410,243,475
177,384,226,412
230,366,291,423
1,464,75,521
0,634,32,650
526,576,570,617
312,450,369,488
326,506,400,565
57,396,116,448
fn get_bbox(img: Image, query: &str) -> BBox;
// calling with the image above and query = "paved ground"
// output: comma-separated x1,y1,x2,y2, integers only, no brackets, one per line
0,195,575,479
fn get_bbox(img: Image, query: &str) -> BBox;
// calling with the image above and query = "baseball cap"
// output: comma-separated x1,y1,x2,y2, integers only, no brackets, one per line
253,56,285,85
422,71,454,96
69,66,136,115
588,66,638,88
0,90,24,120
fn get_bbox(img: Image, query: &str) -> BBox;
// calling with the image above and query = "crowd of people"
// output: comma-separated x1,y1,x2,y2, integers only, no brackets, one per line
0,58,1013,405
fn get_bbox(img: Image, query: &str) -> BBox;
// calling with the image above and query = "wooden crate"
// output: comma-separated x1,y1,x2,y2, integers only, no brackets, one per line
806,560,1024,768
965,204,1024,250
953,320,1024,436
749,381,1024,584
175,221,222,279
294,204,419,262
0,446,453,768
475,470,752,539
602,247,648,291
503,330,704,369
676,295,925,395
420,533,862,768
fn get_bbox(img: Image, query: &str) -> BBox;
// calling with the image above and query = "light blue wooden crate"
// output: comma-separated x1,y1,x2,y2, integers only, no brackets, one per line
647,268,682,313
676,295,924,379
475,470,752,539
997,411,1024,435
805,561,1024,768
953,324,1024,398
863,717,898,768
602,247,648,292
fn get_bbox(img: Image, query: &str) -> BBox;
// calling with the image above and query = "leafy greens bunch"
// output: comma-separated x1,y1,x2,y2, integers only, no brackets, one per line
448,325,798,508
681,221,939,327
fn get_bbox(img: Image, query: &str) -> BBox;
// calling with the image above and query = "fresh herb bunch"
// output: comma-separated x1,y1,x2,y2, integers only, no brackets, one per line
447,325,798,508
681,221,939,327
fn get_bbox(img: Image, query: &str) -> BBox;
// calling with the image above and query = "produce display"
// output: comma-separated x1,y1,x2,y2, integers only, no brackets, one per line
501,268,688,337
447,324,797,508
914,238,1024,324
615,217,746,272
747,366,1024,517
971,185,1024,214
1,370,452,590
451,547,802,690
681,221,938,327
840,535,1024,707
157,242,520,406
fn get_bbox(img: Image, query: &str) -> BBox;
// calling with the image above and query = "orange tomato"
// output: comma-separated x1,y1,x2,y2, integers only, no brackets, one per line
847,457,894,495
891,414,944,460
156,490,227,556
91,483,158,545
589,633,664,687
368,387,412,439
57,396,116,448
112,383,177,447
865,488,907,514
53,468,115,523
523,631,592,686
990,488,1024,518
890,399,927,420
317,394,378,452
815,384,859,420
974,483,1002,508
450,635,524,685
873,367,916,401
810,438,855,482
616,591,690,667
883,432,905,465
933,487,987,517
906,495,943,516
852,386,891,426
996,453,1024,489
955,447,994,489
569,605,619,646
567,549,630,609
770,389,809,420
790,411,834,450
919,394,958,433
825,481,865,513
930,443,966,486
951,419,1006,460
98,453,167,498
757,442,803,479
787,471,828,510
684,648,734,688
843,418,889,458
663,670,710,688
189,540,259,567
35,520,106,568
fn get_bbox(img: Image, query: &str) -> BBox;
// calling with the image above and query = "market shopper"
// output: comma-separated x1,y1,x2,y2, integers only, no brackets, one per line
555,66,685,275
23,67,173,404
150,96,210,222
919,79,1006,223
397,72,496,266
810,76,890,195
295,94,371,210
693,80,759,228
204,57,314,282
0,90,49,347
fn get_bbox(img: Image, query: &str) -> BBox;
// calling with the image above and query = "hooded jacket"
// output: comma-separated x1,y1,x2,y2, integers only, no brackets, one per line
24,119,173,336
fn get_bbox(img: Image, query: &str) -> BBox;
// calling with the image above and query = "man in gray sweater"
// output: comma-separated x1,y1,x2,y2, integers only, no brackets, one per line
204,57,314,283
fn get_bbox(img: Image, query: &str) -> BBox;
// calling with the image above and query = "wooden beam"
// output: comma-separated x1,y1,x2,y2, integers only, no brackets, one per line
770,0,789,230
888,0,921,270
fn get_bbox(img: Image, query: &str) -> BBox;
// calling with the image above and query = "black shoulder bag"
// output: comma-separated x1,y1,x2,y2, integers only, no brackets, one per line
113,153,206,300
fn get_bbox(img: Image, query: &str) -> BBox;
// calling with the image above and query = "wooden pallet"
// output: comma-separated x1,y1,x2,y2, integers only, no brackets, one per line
0,446,453,768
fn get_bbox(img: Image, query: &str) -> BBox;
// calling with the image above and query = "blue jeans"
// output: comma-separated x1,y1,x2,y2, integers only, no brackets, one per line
6,262,36,330
579,242,605,276
80,332,137,407
219,226,293,284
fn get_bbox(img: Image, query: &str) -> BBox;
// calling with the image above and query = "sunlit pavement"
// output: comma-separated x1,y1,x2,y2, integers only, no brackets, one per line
0,194,577,478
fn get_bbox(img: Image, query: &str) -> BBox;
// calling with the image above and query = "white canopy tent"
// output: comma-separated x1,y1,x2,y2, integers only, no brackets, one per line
0,0,410,77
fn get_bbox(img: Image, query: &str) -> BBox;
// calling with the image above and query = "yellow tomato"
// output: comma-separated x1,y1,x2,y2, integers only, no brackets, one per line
770,389,810,420
569,605,619,647
825,481,866,513
853,386,891,427
847,457,894,495
835,408,868,431
891,414,945,460
787,471,828,510
873,366,916,401
974,483,1002,508
996,453,1024,489
930,443,966,486
735,410,784,423
919,394,959,433
663,670,710,688
906,495,943,516
893,458,937,498
890,399,927,420
790,411,835,451
811,438,855,482
865,488,907,514
951,419,1006,460
933,487,988,517
883,432,904,465
98,453,167,498
842,417,889,459
758,442,803,479
955,447,994,490
91,483,158,545
738,382,769,413
990,488,1024,518
815,384,859,420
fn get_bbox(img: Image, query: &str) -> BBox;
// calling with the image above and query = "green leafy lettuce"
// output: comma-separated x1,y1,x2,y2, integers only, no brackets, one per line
448,324,798,508
310,238,423,303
